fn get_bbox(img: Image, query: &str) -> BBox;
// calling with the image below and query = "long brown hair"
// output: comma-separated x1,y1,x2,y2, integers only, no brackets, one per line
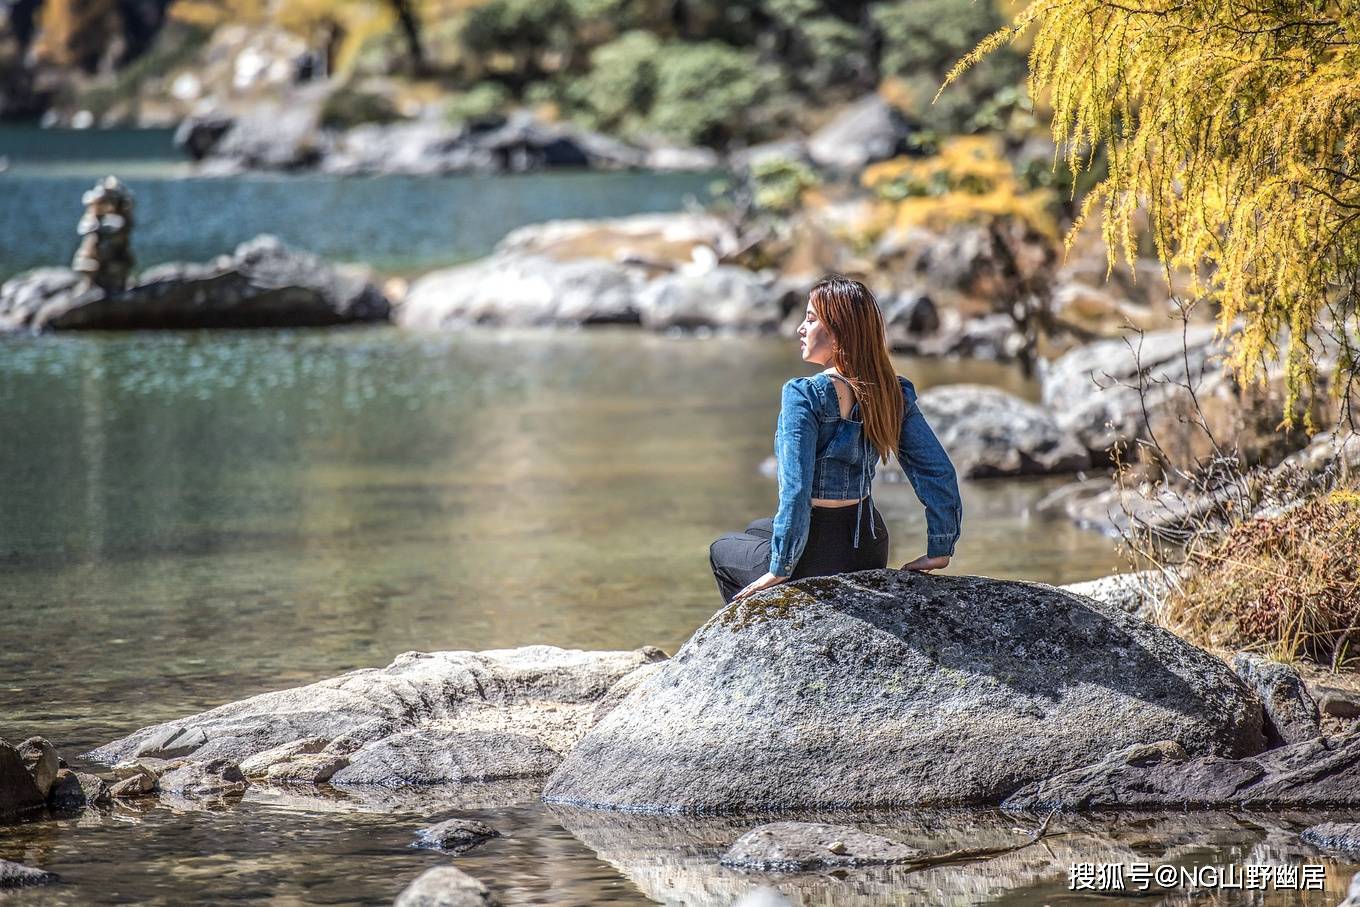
809,275,902,464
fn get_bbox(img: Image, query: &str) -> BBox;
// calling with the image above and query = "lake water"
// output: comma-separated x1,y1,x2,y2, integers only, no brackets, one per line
0,126,716,281
1,327,1354,906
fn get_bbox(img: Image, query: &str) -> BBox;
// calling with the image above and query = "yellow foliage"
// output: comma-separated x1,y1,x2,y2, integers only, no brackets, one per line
33,0,124,69
859,135,1056,239
275,0,396,72
168,0,464,73
169,0,269,28
942,0,1360,426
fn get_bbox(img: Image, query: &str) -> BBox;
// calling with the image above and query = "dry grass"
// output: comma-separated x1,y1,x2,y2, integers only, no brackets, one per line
1161,483,1360,667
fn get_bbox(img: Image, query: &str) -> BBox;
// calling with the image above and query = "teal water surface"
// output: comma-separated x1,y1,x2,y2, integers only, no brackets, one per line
0,126,715,281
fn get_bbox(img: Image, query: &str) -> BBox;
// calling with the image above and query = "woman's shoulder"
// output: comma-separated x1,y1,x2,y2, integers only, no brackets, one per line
780,374,831,412
782,373,833,394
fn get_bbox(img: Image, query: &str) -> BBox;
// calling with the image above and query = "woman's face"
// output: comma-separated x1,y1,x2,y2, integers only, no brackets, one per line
798,300,834,365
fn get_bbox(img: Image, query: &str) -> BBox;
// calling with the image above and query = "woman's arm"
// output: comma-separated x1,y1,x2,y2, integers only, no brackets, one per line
897,376,962,560
768,378,820,577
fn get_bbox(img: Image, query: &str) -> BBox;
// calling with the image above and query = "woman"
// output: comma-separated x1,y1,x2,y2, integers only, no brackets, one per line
709,274,963,604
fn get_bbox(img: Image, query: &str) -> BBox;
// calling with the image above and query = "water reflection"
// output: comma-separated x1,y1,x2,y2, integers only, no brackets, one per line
552,805,1360,907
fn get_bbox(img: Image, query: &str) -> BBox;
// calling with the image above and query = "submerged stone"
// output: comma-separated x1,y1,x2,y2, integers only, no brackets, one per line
414,818,501,854
392,865,499,906
721,821,923,871
0,860,57,889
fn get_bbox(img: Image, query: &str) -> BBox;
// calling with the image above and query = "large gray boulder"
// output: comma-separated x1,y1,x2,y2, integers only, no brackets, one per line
1040,324,1223,456
0,235,390,331
206,92,327,171
916,384,1089,477
397,254,646,328
323,120,493,176
541,571,1266,813
807,96,912,171
636,266,783,331
87,646,664,790
1002,731,1360,811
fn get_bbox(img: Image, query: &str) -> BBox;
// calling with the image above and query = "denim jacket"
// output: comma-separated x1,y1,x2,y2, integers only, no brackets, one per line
769,373,962,576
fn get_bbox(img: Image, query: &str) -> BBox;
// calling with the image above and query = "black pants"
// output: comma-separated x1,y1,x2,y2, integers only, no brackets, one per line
708,500,890,604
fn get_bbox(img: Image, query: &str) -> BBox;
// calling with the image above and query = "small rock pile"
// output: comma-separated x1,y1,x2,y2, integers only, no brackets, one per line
1,736,111,818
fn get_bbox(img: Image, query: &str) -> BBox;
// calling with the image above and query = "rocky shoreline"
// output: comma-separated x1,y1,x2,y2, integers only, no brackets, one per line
3,569,1356,901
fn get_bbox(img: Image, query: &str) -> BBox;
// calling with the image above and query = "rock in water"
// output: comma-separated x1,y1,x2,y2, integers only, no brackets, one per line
1059,570,1169,623
158,758,248,797
542,571,1266,812
415,818,500,854
0,742,45,816
721,822,923,871
239,738,331,778
86,646,664,789
0,235,389,331
17,737,59,798
915,384,1089,477
0,860,57,889
264,753,349,784
1229,654,1321,745
1002,732,1360,811
635,266,783,332
393,865,499,906
46,769,88,811
398,254,645,328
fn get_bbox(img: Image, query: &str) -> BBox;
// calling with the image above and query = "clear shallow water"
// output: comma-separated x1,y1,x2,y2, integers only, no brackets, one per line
0,126,716,280
0,327,1354,905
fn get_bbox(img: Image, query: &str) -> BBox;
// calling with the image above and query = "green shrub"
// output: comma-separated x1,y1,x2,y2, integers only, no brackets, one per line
320,85,401,129
750,156,819,212
872,0,1029,134
568,30,660,133
647,41,775,147
443,82,512,125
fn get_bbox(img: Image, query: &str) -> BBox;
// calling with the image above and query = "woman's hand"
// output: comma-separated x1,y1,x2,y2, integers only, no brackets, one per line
900,554,950,573
733,572,788,602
